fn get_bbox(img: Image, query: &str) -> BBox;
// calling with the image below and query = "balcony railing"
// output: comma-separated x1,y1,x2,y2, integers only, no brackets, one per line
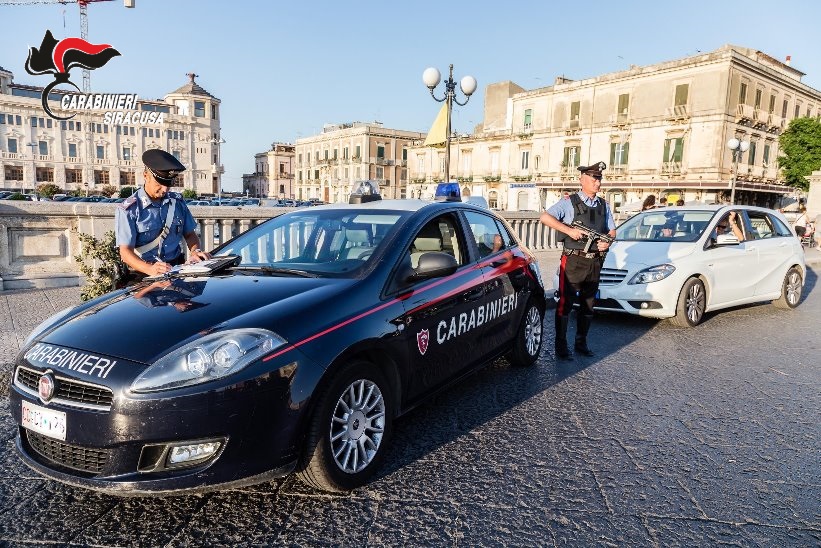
374,157,394,166
736,104,755,121
66,157,82,163
610,112,630,126
605,165,628,178
666,105,689,121
1,152,20,159
37,155,53,162
661,161,682,174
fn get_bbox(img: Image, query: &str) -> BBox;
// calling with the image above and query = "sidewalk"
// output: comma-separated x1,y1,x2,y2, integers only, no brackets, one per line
1,247,819,371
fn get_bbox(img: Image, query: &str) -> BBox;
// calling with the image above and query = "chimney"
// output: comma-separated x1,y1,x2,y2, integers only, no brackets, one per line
785,55,792,66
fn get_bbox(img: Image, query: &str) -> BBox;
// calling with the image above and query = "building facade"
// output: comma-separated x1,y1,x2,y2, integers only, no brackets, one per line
294,122,424,203
242,143,295,199
408,45,821,212
0,68,223,197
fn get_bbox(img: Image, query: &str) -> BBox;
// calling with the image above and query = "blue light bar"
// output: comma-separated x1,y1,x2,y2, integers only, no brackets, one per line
434,182,461,202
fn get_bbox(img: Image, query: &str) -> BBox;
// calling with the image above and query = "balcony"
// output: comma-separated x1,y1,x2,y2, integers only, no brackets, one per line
560,166,578,179
605,165,628,179
661,161,682,175
665,105,689,122
119,159,136,166
93,158,108,165
66,156,82,163
752,109,769,128
374,157,394,166
563,119,581,135
767,114,783,133
213,164,225,174
736,104,755,122
397,159,407,167
37,155,53,162
1,152,20,159
610,112,630,126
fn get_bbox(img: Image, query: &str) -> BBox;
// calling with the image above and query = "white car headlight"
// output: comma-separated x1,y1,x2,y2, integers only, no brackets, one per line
23,306,75,348
131,328,286,393
628,264,676,285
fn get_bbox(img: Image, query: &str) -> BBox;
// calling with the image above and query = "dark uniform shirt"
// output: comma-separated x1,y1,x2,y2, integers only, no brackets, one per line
115,188,196,262
546,191,615,231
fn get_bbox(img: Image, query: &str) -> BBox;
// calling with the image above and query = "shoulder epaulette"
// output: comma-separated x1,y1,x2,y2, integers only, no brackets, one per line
118,194,138,210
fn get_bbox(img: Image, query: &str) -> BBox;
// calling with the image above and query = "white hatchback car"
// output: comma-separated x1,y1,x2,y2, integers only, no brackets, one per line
553,205,806,326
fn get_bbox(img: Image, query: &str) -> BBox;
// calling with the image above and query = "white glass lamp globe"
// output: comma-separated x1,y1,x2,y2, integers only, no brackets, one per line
460,75,477,96
423,67,441,89
726,138,740,150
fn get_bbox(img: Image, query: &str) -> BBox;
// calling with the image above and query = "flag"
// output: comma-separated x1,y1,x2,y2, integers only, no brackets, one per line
423,103,448,148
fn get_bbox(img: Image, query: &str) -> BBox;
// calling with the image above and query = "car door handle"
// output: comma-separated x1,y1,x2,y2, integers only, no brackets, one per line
465,287,485,301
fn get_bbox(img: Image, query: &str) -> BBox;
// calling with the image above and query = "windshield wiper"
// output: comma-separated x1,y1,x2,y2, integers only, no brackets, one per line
230,266,319,278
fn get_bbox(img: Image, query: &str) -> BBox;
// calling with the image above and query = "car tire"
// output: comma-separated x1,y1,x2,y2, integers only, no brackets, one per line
773,267,802,309
298,360,393,492
508,298,544,366
670,277,706,327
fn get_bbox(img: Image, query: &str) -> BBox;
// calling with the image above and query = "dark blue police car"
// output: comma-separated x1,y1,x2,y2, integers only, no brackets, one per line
9,183,546,494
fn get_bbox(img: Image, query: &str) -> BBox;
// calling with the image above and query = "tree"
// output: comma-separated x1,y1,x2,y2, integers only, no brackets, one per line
778,117,821,190
100,184,118,197
119,186,137,198
182,188,197,199
36,183,62,199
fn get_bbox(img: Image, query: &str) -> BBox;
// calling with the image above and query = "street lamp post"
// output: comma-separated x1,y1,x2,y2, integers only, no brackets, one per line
726,137,750,204
422,64,477,185
211,137,226,202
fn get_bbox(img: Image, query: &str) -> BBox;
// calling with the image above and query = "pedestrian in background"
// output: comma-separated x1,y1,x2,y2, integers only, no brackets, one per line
540,161,616,359
792,205,808,239
115,149,211,281
641,194,656,211
658,196,668,207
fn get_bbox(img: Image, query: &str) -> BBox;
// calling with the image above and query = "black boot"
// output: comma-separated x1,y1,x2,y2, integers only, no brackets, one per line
574,314,595,357
555,314,572,359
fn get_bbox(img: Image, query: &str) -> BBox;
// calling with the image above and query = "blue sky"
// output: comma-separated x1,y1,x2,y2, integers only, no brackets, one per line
2,0,820,192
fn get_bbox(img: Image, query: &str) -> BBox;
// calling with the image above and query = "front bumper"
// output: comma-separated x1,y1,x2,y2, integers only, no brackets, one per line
597,279,680,319
8,353,315,495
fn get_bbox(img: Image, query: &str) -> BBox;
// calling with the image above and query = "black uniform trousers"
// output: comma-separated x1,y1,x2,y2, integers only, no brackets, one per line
556,252,604,318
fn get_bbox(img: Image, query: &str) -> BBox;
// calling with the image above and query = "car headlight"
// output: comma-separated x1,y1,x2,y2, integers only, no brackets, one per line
23,306,75,348
131,328,287,393
628,264,676,285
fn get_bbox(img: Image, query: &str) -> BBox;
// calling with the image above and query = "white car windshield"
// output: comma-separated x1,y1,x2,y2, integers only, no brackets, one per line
218,209,409,277
617,210,717,242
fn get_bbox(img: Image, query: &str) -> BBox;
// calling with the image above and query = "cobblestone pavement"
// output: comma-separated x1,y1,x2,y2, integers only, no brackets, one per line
1,251,819,546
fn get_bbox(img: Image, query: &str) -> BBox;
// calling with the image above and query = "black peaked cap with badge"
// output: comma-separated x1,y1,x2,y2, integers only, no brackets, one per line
577,161,607,177
143,149,186,185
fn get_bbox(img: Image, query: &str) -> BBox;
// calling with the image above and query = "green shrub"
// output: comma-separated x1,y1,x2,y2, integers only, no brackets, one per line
73,230,127,301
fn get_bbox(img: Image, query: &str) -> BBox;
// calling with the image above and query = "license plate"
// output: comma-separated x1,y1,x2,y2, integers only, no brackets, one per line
22,400,66,441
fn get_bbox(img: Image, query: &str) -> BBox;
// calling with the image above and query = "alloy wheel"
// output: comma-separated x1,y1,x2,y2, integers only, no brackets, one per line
329,379,385,474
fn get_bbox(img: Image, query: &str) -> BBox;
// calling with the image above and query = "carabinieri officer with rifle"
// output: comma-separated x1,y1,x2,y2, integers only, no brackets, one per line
540,161,616,359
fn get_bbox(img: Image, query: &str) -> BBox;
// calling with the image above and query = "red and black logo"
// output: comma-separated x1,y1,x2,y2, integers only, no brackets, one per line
25,30,120,120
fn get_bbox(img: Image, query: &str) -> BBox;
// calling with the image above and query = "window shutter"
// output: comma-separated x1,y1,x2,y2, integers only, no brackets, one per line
674,84,689,106
663,139,671,162
623,142,629,164
618,94,629,114
673,138,683,162
610,143,616,166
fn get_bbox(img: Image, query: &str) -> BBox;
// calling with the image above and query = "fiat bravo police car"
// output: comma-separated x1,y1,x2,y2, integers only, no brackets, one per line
9,183,546,494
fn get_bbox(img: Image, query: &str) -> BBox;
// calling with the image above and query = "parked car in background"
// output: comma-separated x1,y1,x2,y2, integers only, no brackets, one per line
552,205,806,326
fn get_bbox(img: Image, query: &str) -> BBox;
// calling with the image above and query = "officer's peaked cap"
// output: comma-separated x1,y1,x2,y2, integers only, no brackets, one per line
143,149,186,185
577,161,606,177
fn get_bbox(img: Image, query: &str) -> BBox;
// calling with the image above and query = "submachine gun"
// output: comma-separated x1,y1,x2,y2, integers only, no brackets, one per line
571,220,615,253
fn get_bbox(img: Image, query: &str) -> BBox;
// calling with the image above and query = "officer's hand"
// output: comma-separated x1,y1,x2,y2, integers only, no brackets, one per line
597,240,611,252
149,260,171,276
566,228,584,241
188,249,212,263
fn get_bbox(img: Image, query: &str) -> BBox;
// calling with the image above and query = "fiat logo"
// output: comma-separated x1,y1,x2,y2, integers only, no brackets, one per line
38,373,56,402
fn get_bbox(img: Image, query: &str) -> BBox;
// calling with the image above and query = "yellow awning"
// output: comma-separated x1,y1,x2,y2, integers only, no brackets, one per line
423,103,448,148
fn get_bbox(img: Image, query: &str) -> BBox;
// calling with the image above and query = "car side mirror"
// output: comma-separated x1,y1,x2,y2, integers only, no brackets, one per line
407,252,458,282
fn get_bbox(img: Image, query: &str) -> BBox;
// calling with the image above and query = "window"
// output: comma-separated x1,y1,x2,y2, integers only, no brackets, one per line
377,145,385,159
521,150,529,170
403,215,465,273
795,103,801,118
562,146,580,168
570,101,580,121
211,104,218,119
534,155,540,171
172,150,180,160
674,84,689,106
31,117,38,127
763,144,771,167
376,167,384,179
119,171,135,186
354,145,361,158
462,151,472,173
36,167,54,182
523,109,532,129
68,143,77,157
739,83,748,105
488,191,498,210
65,168,82,184
610,142,629,166
324,149,328,160
39,141,48,156
464,211,508,259
194,101,205,117
96,145,104,159
122,147,130,160
782,99,789,118
94,170,110,186
5,166,23,180
663,138,683,163
807,105,813,117
617,93,630,115
769,94,776,113
0,114,5,124
332,149,338,160
490,150,499,173
343,147,348,159
754,89,762,109
748,141,757,165
417,156,424,172
8,138,17,154
402,148,407,161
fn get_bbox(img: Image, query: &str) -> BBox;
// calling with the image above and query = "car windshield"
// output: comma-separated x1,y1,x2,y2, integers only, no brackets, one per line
617,210,718,242
218,208,410,277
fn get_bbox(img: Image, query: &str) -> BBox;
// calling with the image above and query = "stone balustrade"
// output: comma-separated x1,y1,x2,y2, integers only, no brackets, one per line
0,202,558,291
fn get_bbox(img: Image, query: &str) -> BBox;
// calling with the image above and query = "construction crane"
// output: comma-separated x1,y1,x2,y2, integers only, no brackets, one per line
2,0,134,91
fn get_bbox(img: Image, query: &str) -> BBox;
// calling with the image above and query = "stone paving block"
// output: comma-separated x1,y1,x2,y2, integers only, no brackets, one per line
165,491,299,546
365,500,458,545
72,495,207,547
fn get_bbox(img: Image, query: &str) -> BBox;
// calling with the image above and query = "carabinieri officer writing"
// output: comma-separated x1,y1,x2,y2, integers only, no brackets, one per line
115,149,211,279
540,161,616,359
